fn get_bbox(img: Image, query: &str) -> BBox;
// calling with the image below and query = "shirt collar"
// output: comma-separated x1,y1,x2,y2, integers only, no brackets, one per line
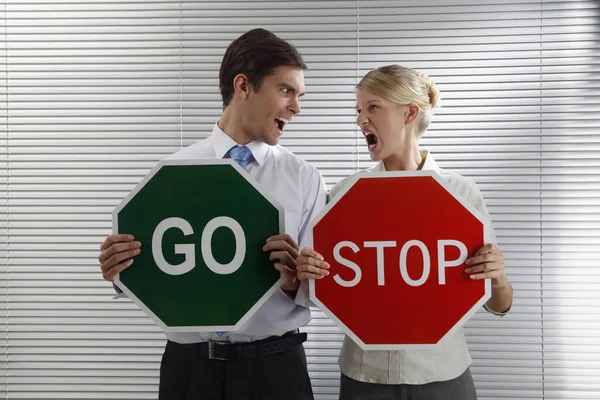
374,150,441,174
210,122,269,166
420,150,441,174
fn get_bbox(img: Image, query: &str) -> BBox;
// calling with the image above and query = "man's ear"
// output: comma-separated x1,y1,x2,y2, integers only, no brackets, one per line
232,73,251,100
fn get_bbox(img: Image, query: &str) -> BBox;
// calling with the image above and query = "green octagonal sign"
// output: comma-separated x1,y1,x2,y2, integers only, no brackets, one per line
113,159,284,332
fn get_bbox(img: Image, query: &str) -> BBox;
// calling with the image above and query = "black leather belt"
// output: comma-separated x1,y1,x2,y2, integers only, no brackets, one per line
171,331,307,361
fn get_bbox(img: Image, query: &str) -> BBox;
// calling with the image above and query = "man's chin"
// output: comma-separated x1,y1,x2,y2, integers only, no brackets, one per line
263,135,280,146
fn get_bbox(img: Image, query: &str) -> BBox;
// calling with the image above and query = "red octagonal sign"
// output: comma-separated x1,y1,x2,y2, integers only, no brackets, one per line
309,171,492,350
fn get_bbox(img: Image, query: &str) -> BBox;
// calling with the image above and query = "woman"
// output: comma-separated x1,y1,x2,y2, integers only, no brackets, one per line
296,65,514,400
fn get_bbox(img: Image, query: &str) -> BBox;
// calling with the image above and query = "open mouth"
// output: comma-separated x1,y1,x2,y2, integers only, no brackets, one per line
275,116,289,133
363,131,379,151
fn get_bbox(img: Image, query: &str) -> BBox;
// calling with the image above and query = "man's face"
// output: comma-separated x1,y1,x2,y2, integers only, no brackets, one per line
245,66,305,145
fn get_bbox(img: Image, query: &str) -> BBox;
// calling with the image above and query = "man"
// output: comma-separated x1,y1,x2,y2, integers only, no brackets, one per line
98,28,326,400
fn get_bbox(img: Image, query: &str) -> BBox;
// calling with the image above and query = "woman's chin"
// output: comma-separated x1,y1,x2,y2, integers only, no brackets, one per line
368,149,384,161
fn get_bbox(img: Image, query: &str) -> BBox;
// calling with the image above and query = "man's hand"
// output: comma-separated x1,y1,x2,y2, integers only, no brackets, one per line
99,234,141,282
263,234,300,291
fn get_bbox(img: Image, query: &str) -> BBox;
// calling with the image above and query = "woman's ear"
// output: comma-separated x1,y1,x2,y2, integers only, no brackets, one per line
405,104,420,125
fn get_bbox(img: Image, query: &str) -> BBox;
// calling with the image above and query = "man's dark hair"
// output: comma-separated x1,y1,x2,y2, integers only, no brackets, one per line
219,28,307,108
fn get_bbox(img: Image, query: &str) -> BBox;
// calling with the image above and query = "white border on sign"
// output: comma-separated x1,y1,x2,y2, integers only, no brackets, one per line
113,158,284,333
308,170,492,350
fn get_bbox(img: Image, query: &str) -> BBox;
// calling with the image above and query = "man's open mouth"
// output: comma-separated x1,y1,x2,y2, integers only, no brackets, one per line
275,116,289,132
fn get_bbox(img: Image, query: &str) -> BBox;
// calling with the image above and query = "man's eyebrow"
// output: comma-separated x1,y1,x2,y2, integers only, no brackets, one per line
279,83,305,97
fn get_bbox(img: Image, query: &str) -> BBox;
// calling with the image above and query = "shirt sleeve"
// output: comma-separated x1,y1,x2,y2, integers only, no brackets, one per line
297,167,328,250
290,167,327,307
467,181,511,316
483,302,511,317
328,175,352,202
294,176,349,307
294,281,315,308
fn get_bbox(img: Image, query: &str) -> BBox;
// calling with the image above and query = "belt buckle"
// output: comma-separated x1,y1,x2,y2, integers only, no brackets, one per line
208,340,227,361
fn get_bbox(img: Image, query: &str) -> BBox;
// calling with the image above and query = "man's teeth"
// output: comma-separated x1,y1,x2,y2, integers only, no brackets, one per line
276,117,289,124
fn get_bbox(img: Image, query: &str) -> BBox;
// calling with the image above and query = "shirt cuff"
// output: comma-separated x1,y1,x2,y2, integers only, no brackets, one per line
113,283,123,294
294,281,316,308
112,283,128,299
483,302,511,317
280,287,298,300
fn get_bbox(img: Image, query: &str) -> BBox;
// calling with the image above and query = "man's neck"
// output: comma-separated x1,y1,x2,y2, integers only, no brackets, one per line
219,107,253,145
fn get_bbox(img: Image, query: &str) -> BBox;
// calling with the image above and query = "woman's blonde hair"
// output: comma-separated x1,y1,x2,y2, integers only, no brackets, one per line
356,65,440,137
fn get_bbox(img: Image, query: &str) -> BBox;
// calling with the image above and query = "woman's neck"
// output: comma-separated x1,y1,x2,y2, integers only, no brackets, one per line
383,138,422,171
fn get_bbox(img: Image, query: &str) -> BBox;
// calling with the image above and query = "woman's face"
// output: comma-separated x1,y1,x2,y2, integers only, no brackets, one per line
355,88,417,161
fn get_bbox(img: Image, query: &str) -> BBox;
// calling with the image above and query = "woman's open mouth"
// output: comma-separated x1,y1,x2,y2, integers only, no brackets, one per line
364,131,379,151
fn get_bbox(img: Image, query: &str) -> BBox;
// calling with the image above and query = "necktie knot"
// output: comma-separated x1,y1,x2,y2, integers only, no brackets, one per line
228,145,254,169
